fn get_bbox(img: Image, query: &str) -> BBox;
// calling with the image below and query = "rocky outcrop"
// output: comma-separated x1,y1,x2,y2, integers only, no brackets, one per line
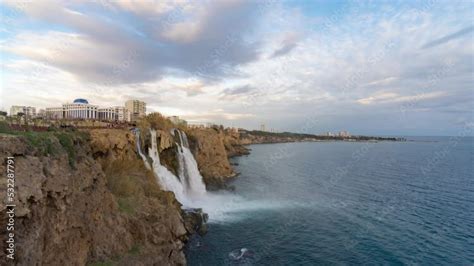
0,130,196,265
222,129,250,158
89,129,137,162
182,208,208,236
185,128,236,190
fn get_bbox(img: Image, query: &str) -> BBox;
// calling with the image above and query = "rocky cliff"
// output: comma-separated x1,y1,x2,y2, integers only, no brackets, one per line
0,129,203,265
185,127,245,190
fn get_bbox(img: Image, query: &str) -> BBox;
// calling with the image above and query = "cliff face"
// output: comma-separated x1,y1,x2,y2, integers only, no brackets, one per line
185,128,235,189
222,129,250,158
0,130,192,265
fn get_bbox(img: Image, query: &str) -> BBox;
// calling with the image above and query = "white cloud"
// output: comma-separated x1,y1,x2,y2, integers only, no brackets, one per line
356,91,447,105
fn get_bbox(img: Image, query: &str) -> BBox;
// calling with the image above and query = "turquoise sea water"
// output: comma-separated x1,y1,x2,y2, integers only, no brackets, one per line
186,137,474,265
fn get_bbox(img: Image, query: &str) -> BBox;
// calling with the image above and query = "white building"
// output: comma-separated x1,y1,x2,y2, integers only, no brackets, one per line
45,107,64,119
114,106,129,122
46,99,98,120
339,131,350,137
98,106,129,121
98,107,115,121
10,106,36,117
62,99,98,119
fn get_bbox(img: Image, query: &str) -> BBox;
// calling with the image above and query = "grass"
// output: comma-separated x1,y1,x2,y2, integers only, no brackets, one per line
117,197,135,215
128,244,141,255
56,132,76,167
0,121,89,168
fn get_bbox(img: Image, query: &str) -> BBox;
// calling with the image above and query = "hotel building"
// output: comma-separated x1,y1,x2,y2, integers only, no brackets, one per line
10,105,36,117
125,100,146,122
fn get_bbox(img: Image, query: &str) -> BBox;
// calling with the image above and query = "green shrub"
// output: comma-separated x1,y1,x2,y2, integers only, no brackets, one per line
128,244,141,255
0,121,13,134
56,132,76,167
117,197,135,215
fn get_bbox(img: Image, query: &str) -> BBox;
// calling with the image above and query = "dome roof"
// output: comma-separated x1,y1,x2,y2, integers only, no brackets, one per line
73,98,89,104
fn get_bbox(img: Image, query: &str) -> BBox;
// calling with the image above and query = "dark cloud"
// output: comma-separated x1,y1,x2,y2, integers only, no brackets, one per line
421,26,473,49
271,42,298,58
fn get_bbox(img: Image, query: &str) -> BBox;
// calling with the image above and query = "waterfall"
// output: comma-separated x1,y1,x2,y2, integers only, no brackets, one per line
148,129,187,203
174,129,207,197
133,129,150,170
136,128,207,206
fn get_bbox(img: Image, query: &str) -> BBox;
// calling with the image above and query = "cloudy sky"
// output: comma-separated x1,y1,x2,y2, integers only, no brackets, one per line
0,0,472,136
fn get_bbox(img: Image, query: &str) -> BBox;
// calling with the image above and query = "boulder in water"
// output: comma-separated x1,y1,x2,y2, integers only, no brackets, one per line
182,208,209,236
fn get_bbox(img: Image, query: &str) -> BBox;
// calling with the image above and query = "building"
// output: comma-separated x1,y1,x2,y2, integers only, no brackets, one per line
98,107,116,121
62,98,98,119
45,107,64,119
339,131,350,137
325,132,334,137
114,106,129,122
125,100,146,122
46,98,98,120
10,106,36,118
260,123,266,132
97,106,128,121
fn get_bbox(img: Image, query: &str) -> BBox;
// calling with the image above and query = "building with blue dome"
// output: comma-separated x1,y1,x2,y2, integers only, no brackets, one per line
63,98,98,119
46,98,98,120
73,98,89,104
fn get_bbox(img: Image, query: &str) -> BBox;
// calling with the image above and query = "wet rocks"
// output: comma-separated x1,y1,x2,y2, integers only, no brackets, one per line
182,208,209,236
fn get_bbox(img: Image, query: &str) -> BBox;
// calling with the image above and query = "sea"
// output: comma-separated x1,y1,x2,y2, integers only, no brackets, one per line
185,137,474,265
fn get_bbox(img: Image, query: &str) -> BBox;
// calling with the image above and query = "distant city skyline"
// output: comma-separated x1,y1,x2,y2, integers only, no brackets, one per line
0,1,473,136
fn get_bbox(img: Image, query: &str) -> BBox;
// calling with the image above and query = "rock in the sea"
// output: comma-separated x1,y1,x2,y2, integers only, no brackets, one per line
182,208,209,236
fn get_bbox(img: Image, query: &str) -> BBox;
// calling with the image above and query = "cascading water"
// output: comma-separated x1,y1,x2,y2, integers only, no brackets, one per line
137,128,208,207
174,129,207,197
133,129,150,170
148,129,187,204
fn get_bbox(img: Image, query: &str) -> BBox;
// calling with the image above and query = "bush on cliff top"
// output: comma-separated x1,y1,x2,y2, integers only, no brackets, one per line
137,112,175,132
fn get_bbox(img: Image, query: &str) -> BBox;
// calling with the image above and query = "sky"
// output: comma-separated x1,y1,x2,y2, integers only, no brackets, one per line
0,0,473,136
